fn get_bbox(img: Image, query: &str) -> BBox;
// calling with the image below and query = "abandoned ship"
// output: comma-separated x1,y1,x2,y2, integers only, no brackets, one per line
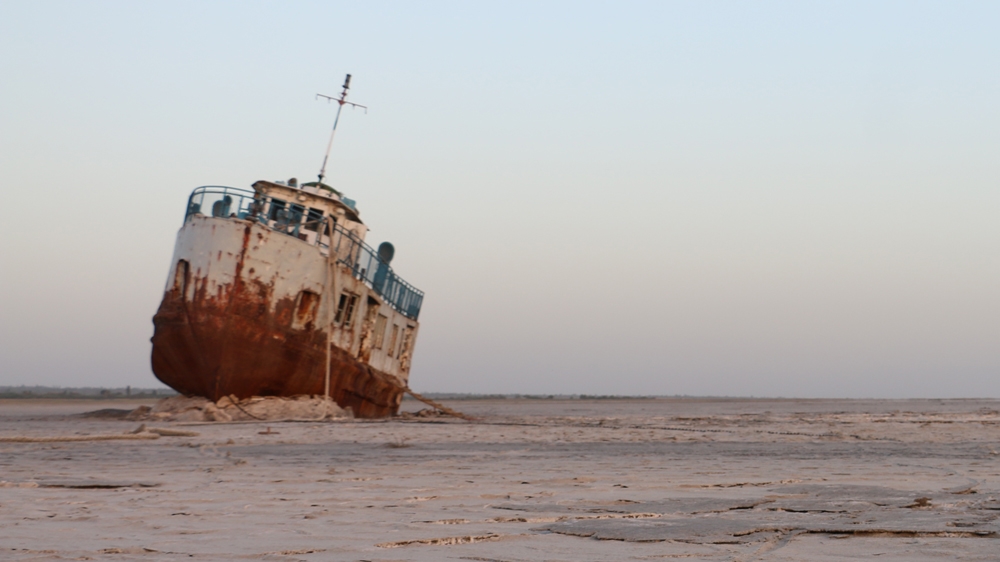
150,178,423,417
151,76,423,418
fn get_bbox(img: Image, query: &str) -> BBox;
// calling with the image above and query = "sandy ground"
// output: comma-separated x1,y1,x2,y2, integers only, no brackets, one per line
2,397,999,561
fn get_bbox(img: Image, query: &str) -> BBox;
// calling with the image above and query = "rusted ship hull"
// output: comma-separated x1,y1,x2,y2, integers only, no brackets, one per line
150,188,422,418
151,290,404,418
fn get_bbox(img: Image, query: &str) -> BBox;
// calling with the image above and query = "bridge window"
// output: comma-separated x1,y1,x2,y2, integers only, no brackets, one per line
304,208,324,232
268,199,287,222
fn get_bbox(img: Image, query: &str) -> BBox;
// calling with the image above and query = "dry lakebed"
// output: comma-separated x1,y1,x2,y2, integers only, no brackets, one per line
2,397,999,561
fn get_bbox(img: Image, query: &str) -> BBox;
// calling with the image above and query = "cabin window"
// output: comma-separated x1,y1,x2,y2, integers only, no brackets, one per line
373,314,388,349
172,260,189,294
291,290,320,330
334,294,348,324
334,292,359,327
387,324,399,357
304,208,324,232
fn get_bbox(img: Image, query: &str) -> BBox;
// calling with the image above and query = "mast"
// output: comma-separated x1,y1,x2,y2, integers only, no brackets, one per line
317,74,366,400
316,74,368,187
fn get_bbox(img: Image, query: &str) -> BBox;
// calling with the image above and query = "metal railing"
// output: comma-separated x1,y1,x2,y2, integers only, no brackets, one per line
184,186,258,222
322,225,425,320
184,186,424,319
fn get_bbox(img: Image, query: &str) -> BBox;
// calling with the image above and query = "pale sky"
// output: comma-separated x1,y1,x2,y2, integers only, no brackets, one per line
1,1,997,397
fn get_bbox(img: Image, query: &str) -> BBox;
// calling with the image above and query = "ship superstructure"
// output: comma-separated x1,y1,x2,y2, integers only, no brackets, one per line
150,179,423,417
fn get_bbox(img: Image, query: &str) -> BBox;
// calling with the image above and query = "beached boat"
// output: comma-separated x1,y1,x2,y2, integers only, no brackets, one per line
151,76,422,417
150,178,423,417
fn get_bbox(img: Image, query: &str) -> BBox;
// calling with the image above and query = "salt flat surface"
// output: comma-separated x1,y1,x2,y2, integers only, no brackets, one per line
2,398,999,560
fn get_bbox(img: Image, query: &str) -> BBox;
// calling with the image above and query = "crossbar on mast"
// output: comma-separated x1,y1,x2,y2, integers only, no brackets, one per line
316,74,368,186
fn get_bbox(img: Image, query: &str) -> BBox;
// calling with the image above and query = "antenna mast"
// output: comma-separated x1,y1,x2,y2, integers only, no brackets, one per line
316,74,368,186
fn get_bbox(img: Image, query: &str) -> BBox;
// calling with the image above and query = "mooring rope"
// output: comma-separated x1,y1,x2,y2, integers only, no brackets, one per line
404,388,476,421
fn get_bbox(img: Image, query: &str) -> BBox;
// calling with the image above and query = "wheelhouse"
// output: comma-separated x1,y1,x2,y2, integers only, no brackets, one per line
182,181,423,320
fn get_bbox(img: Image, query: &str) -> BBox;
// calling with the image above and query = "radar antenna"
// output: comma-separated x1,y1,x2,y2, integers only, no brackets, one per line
316,74,368,186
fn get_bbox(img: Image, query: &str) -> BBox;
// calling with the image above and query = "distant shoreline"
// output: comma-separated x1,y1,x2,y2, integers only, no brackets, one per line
0,386,175,400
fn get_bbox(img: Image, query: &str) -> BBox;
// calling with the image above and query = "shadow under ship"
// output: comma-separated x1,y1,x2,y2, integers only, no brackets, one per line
150,179,423,418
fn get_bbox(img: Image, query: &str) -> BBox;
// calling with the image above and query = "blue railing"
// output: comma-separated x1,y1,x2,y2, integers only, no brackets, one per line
323,225,425,320
184,186,424,320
